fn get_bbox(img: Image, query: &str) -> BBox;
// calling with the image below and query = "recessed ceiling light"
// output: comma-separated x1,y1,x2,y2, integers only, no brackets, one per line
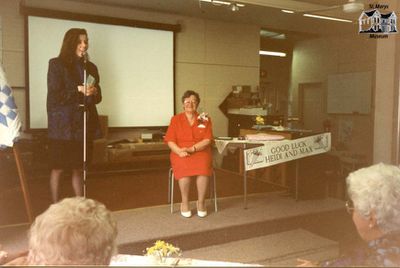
260,29,286,40
259,50,286,57
230,2,240,12
303,13,352,23
199,0,245,7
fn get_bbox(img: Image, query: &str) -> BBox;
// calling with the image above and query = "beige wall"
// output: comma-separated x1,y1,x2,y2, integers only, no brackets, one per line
176,18,259,136
375,38,396,163
1,0,260,137
290,34,377,162
373,0,399,164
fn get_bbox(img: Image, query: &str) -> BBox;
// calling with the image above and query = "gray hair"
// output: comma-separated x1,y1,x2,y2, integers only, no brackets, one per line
27,197,117,265
346,163,400,234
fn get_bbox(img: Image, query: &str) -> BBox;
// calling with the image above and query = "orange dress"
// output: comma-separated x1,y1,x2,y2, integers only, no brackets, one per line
164,112,213,179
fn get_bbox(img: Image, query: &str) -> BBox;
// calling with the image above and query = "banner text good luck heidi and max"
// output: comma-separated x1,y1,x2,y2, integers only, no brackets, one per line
244,133,331,171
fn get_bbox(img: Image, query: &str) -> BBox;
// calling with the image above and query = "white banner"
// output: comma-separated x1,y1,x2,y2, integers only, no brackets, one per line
244,133,331,171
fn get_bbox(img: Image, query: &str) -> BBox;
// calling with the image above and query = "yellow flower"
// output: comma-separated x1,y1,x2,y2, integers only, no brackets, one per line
255,115,264,125
145,240,181,258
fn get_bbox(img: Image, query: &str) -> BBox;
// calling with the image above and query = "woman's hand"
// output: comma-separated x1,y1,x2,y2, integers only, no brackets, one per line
296,258,319,267
0,247,8,265
78,85,98,96
181,145,197,155
178,148,190,158
187,146,196,154
186,140,210,154
0,245,28,265
86,85,98,96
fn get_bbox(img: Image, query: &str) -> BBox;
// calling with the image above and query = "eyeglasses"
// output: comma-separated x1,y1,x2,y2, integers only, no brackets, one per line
345,200,354,214
183,100,198,105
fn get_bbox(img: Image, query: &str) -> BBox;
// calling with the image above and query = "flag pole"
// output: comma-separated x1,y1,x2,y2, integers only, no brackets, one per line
83,60,88,198
12,143,34,223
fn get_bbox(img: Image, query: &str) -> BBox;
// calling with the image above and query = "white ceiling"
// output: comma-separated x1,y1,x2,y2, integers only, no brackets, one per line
68,0,369,37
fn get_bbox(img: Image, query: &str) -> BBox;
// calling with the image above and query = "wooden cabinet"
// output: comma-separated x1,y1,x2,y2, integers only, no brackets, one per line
107,142,169,163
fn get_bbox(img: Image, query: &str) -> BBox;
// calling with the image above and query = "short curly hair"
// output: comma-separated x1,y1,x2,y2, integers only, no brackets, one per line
181,90,200,104
27,197,117,265
347,163,400,234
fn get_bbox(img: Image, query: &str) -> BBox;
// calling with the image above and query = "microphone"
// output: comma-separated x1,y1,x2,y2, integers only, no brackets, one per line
83,52,88,63
82,52,88,73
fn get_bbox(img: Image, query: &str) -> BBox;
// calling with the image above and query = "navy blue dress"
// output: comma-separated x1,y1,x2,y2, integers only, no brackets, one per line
47,56,102,169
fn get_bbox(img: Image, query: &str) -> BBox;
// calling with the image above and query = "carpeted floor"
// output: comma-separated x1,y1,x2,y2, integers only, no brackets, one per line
1,192,363,261
0,165,282,226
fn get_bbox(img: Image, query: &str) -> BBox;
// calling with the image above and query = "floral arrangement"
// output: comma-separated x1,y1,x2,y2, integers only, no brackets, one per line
197,112,209,128
144,240,182,263
255,115,265,125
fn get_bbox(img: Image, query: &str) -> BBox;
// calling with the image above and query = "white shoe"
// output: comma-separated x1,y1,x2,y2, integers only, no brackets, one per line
197,209,207,218
180,204,192,218
197,201,207,218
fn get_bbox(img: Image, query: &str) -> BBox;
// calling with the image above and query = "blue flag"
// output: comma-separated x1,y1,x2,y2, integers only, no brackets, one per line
0,64,21,148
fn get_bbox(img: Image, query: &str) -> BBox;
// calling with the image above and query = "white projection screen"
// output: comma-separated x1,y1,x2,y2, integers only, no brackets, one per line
27,15,175,129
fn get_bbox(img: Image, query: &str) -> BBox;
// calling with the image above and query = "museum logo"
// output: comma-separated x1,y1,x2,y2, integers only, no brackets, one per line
358,4,397,39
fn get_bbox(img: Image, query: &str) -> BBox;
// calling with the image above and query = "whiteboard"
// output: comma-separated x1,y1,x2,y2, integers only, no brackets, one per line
327,71,372,114
27,16,174,129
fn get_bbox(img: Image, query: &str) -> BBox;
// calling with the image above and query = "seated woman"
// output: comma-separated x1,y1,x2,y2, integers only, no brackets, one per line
298,163,400,267
165,90,213,218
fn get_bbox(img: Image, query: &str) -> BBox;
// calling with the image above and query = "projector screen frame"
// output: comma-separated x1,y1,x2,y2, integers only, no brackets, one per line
21,5,180,132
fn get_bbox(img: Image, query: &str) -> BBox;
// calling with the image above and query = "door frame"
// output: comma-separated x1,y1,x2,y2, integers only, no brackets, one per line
298,82,325,129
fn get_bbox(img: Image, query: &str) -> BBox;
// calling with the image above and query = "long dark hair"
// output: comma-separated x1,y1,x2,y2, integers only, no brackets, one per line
58,28,87,67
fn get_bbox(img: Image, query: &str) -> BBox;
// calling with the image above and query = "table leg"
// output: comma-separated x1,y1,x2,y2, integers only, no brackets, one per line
244,169,247,209
13,144,34,223
295,160,299,201
242,144,247,209
239,150,244,175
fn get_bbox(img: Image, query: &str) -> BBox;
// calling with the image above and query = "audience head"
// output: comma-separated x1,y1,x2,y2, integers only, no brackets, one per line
27,197,117,265
346,163,400,240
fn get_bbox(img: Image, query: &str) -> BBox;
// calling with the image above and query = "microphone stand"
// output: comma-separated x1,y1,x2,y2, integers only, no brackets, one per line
82,56,88,198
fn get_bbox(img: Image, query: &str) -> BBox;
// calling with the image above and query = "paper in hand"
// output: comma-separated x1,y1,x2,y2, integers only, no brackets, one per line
86,74,96,86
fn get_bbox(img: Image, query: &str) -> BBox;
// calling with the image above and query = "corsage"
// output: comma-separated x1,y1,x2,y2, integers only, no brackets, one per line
197,112,209,128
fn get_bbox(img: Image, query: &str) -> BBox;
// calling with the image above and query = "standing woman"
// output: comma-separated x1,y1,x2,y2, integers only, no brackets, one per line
47,28,102,202
165,90,213,218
